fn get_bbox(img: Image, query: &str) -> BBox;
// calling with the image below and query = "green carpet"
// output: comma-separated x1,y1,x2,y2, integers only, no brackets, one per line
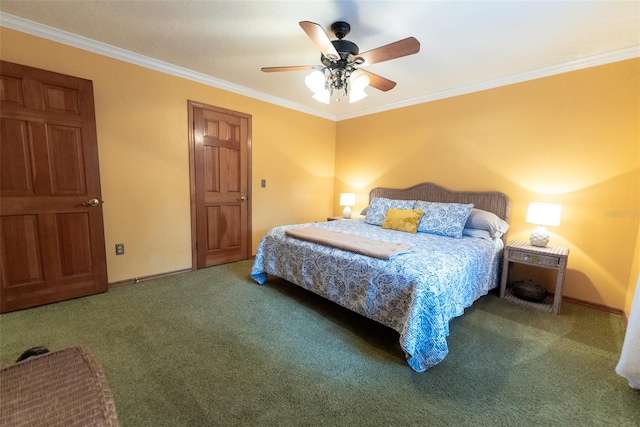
1,260,638,426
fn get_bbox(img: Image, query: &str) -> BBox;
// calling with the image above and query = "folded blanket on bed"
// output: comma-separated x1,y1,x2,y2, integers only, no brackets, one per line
285,227,413,260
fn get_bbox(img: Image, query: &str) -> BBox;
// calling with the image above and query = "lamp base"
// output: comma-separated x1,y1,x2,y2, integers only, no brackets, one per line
529,225,550,247
342,206,352,219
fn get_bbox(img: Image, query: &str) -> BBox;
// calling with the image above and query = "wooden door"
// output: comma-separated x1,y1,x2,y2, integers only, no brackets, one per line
189,102,251,268
0,61,107,313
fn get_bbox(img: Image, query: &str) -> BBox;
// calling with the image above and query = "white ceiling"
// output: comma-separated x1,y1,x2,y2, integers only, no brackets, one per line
1,1,639,121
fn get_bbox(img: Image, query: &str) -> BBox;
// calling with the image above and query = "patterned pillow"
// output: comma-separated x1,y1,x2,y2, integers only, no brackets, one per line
414,201,474,238
365,197,416,226
381,209,424,233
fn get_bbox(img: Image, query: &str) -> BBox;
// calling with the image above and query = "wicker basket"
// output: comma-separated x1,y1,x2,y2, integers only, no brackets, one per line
0,346,119,426
511,279,547,302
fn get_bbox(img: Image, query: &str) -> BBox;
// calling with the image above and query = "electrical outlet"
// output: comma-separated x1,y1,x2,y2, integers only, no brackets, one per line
261,179,266,188
115,243,125,255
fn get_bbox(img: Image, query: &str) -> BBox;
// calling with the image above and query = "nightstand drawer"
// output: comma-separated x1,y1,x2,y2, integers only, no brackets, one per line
508,250,560,268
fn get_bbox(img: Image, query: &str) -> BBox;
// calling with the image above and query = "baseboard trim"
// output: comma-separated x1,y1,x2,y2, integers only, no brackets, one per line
563,295,623,316
109,268,193,288
109,258,256,288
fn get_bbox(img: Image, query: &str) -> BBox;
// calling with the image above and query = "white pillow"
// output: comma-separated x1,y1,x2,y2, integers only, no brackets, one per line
462,228,494,240
465,208,510,238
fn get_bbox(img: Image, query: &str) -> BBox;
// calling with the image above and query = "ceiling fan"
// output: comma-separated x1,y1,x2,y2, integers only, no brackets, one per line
261,21,420,104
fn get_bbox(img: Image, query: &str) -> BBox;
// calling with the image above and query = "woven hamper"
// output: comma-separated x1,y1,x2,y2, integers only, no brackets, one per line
0,346,119,427
511,279,547,302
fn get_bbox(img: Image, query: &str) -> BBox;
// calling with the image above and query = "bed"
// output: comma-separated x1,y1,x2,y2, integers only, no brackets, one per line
251,182,511,372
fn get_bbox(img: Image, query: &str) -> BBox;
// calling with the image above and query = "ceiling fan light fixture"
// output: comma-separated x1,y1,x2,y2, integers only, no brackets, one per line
304,69,325,93
351,73,370,90
306,68,368,104
312,89,330,104
305,69,330,104
349,88,367,103
349,73,370,103
263,21,420,106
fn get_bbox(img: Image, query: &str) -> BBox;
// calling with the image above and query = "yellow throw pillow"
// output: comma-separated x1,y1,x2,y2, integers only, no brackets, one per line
381,209,424,233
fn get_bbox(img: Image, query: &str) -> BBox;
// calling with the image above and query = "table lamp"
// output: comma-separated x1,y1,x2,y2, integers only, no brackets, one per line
339,193,356,218
525,202,561,247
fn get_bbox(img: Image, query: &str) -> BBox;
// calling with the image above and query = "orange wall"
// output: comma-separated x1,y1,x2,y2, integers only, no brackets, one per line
0,28,336,283
336,59,640,312
2,27,639,315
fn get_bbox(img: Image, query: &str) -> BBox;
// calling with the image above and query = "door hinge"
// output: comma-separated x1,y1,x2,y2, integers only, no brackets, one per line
196,241,199,250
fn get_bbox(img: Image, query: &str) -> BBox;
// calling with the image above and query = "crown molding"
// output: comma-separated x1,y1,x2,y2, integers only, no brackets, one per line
338,45,640,121
2,12,637,123
0,12,337,121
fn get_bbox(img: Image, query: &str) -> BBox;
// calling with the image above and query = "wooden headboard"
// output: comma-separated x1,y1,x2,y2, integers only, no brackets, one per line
369,182,511,238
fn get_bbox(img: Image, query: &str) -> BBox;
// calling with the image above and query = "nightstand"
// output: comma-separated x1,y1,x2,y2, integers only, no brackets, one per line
500,240,569,314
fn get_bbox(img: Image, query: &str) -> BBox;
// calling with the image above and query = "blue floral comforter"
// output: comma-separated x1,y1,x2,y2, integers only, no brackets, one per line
250,219,503,372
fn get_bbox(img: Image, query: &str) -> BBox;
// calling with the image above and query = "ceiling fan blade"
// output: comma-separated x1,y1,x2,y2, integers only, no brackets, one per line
299,21,340,60
357,37,420,66
361,70,396,92
261,66,318,73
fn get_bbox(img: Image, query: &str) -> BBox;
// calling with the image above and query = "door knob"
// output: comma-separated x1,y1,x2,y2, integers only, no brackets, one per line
82,198,102,207
239,196,247,201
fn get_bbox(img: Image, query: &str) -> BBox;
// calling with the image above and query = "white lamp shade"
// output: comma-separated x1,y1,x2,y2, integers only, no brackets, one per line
312,90,330,104
351,73,370,91
525,202,561,247
339,193,356,206
349,88,367,103
305,70,325,93
349,74,370,103
305,70,330,104
525,203,561,226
